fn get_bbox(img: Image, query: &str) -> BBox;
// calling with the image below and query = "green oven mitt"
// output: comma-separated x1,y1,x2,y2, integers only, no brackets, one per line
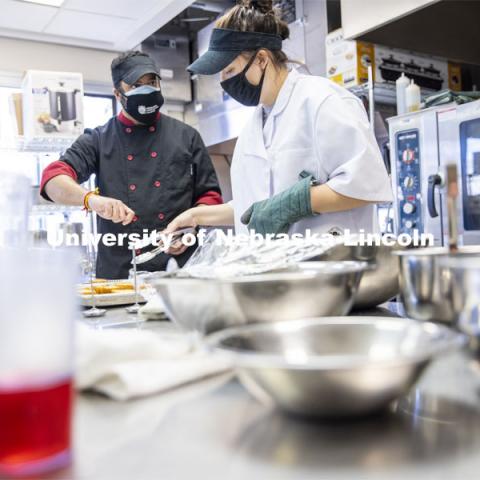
241,172,315,236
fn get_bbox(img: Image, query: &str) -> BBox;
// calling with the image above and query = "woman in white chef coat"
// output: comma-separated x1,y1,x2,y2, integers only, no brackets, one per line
166,0,392,252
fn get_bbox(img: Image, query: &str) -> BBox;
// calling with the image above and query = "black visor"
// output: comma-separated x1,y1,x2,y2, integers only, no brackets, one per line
188,28,283,76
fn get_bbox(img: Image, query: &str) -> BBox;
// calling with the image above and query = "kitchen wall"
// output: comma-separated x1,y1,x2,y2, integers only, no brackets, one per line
0,36,189,121
303,0,328,76
0,37,119,92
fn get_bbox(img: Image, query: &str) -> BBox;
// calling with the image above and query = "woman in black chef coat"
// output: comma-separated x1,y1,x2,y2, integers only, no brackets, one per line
41,51,222,279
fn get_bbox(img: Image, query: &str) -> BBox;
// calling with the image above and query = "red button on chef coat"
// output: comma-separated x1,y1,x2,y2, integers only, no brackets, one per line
125,127,132,134
149,126,156,132
132,215,138,222
154,181,161,188
158,213,165,220
127,154,134,161
129,184,136,191
150,151,158,158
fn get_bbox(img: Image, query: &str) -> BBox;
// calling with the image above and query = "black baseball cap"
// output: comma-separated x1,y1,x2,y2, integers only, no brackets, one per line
188,28,283,76
112,53,160,87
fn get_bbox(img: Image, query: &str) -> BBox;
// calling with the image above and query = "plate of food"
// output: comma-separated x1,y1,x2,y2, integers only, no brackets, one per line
78,279,147,307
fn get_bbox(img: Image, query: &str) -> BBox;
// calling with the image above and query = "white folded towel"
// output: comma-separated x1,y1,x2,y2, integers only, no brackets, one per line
138,296,167,320
76,324,231,401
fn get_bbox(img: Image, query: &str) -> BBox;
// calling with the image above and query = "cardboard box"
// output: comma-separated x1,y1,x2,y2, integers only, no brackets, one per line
375,44,449,91
448,63,462,92
22,70,84,140
326,29,374,88
10,93,24,136
326,29,462,92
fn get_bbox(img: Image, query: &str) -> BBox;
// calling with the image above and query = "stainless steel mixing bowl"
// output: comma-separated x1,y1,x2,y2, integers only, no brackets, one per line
147,262,368,334
438,256,480,356
207,317,464,417
312,243,403,309
395,247,480,324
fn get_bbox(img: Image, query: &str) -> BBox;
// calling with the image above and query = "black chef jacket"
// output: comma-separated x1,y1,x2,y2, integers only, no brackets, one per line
41,113,222,279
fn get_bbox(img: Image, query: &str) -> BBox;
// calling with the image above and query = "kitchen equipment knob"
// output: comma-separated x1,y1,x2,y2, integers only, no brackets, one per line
403,176,415,189
402,149,415,164
403,202,416,215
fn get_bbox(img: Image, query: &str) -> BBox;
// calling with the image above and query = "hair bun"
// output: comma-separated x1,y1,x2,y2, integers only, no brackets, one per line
249,0,274,14
226,1,290,42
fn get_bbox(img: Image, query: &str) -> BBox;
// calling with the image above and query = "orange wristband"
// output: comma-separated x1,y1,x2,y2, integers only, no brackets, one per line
83,188,100,212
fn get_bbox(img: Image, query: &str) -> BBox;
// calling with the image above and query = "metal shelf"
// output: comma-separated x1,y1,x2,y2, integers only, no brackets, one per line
31,204,84,214
349,82,438,106
15,136,76,153
349,83,395,106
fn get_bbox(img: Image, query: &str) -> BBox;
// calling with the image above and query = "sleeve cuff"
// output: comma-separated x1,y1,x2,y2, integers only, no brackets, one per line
195,190,223,206
40,161,78,202
326,178,394,203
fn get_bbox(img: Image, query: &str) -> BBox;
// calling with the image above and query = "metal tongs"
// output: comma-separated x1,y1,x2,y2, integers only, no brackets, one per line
133,228,196,265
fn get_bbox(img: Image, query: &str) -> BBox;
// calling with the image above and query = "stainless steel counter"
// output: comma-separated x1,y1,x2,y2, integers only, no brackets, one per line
50,305,480,480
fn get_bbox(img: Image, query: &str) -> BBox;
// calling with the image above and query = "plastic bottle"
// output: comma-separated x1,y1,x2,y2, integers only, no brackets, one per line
396,73,409,115
406,79,421,113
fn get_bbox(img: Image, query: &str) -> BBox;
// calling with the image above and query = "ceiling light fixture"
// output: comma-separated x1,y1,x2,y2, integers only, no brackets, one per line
19,0,65,7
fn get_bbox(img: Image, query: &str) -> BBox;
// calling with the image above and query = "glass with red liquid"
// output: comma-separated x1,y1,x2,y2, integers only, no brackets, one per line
0,248,77,477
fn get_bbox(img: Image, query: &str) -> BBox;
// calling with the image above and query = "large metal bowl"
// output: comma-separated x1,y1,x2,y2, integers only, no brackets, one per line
207,317,464,417
312,243,403,309
438,256,480,356
147,262,368,334
395,247,480,324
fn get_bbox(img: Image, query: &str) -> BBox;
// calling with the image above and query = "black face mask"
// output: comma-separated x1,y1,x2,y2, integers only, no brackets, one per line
220,53,266,107
120,85,164,125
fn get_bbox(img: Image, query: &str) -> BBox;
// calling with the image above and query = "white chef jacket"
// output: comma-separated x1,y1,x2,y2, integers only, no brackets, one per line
230,69,393,236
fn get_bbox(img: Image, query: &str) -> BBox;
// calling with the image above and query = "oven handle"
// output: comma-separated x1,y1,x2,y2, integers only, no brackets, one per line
428,173,443,218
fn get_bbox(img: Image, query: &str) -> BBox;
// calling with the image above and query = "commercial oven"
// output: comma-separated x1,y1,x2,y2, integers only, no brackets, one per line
438,100,480,245
388,100,480,246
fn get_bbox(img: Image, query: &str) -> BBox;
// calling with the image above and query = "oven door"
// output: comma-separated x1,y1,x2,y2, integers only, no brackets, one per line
439,100,480,246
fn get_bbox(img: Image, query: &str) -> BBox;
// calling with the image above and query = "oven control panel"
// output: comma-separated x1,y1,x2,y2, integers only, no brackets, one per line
395,129,423,234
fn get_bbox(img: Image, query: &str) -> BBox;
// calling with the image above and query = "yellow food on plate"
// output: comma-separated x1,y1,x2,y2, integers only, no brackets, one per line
79,280,136,296
110,283,135,291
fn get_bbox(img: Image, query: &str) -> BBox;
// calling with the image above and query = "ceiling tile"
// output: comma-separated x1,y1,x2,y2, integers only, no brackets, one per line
43,10,135,42
0,0,58,32
115,0,194,51
0,0,195,51
63,0,160,20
